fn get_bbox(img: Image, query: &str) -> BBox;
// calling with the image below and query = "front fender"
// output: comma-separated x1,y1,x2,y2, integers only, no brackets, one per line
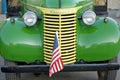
0,18,44,63
76,17,120,62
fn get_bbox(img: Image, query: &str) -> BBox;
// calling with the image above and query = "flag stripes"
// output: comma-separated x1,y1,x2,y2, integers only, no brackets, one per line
49,48,64,77
49,32,64,77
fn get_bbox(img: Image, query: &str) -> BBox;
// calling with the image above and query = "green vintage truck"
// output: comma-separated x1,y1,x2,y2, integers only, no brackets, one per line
0,0,120,80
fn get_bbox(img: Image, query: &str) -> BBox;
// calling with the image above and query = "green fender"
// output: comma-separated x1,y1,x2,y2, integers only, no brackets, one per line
76,17,120,62
0,18,44,62
0,17,120,63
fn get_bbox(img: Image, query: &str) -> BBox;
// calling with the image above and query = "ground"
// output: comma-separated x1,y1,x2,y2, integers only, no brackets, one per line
0,10,120,80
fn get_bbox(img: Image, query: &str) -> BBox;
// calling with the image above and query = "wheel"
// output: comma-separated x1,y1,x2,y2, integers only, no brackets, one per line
4,60,21,80
107,57,117,80
98,57,118,80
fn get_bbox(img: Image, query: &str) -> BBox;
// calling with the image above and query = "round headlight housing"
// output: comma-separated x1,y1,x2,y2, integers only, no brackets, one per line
82,10,96,25
23,11,37,26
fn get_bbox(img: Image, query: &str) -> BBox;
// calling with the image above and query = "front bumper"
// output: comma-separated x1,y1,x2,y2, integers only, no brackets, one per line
1,63,120,73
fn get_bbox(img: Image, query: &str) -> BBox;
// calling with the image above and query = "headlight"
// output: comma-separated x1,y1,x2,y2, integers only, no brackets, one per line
23,11,37,26
82,10,96,25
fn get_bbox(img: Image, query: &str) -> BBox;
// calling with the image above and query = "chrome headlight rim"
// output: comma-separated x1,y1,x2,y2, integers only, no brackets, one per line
82,10,96,25
23,11,37,26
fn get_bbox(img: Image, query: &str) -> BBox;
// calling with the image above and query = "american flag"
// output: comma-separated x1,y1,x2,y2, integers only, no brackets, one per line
49,32,64,77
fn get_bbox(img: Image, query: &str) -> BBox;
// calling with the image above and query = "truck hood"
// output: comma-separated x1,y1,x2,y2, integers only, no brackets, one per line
24,0,92,8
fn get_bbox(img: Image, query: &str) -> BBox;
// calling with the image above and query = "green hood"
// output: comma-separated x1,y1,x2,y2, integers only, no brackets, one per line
23,0,92,8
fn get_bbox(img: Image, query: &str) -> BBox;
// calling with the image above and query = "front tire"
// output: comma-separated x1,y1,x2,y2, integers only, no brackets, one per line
4,60,21,80
98,57,118,80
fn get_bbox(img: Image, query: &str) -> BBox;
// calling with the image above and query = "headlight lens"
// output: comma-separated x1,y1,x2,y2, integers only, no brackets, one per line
23,11,37,26
82,10,96,25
